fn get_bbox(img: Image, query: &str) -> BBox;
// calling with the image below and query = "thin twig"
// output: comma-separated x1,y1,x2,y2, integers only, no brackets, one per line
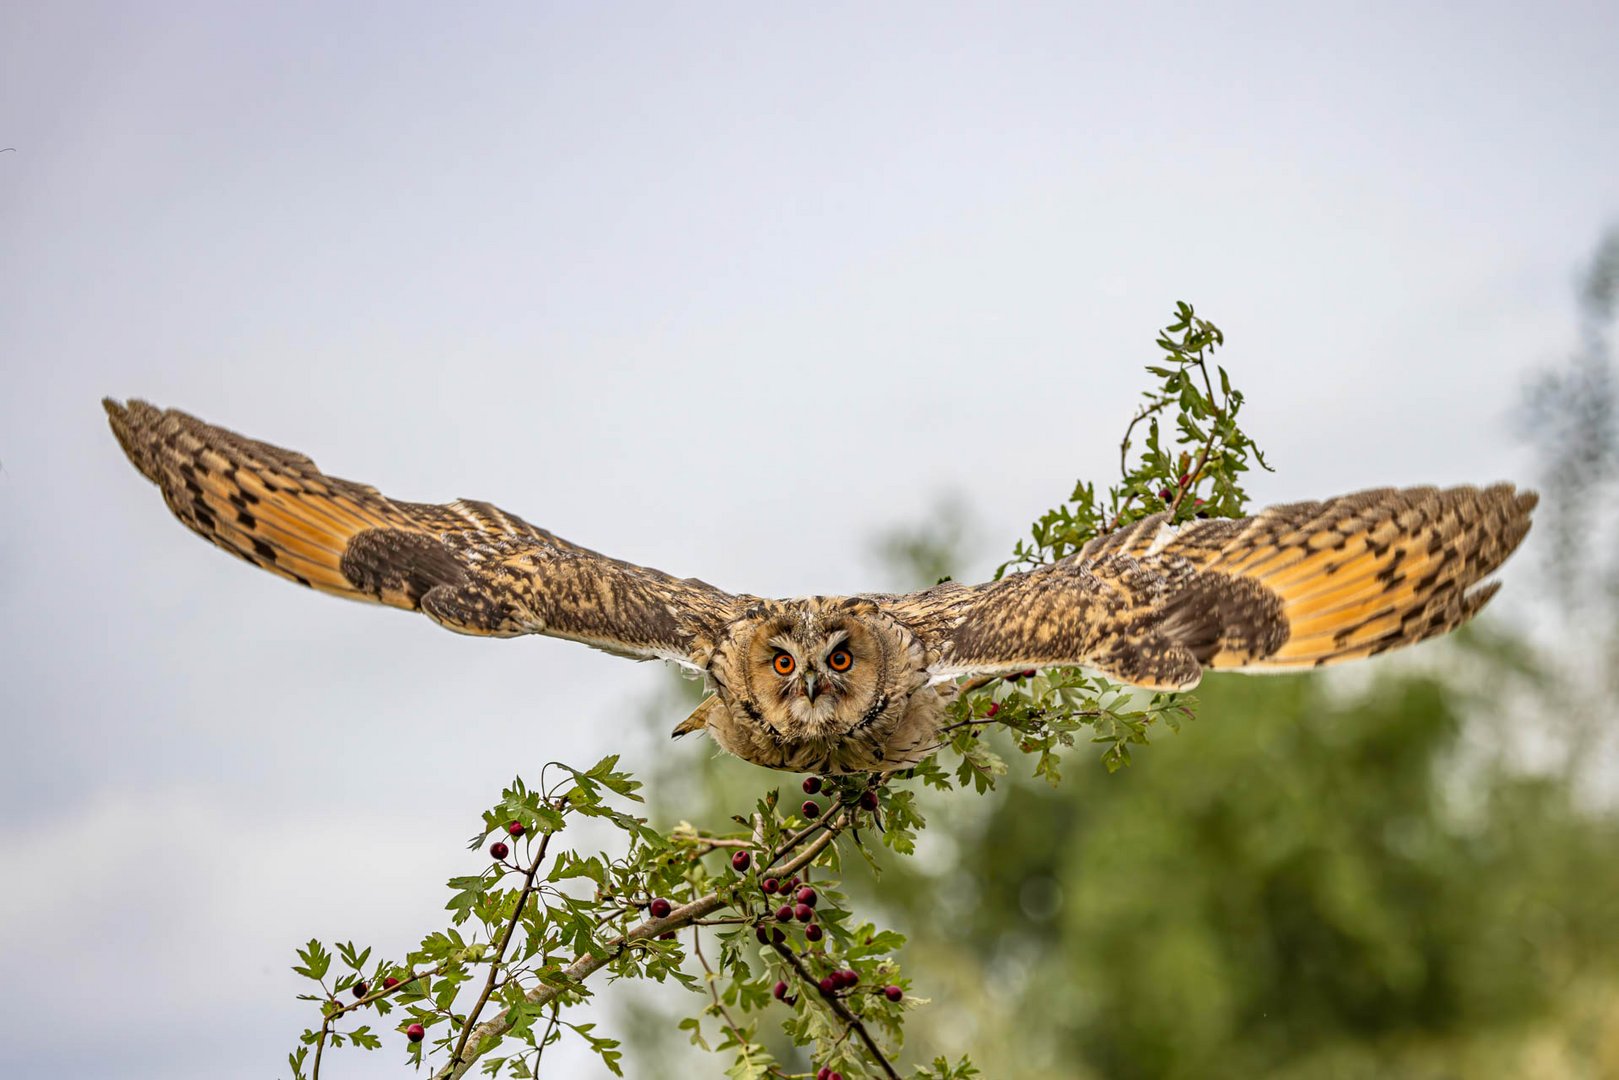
532,1005,561,1073
931,708,1103,741
310,963,453,1079
1118,398,1175,478
1168,347,1225,518
448,808,560,1071
311,1019,327,1078
693,838,754,851
322,964,448,1023
762,800,851,874
693,926,779,1076
768,939,901,1080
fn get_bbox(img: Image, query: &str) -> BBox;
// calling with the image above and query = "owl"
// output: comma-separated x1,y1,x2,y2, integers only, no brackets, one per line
104,400,1536,774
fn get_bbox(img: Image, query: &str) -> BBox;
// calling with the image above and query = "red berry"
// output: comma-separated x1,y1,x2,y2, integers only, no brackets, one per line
658,931,675,940
1021,669,1037,678
837,969,858,988
985,701,1000,717
383,976,399,990
801,800,821,819
1179,472,1191,486
406,1022,425,1043
794,903,814,922
352,981,368,998
649,897,672,919
831,1073,844,1080
489,841,509,860
785,877,801,892
771,927,786,944
731,850,752,872
506,820,524,837
884,984,903,1002
1159,488,1173,501
797,886,818,908
805,923,823,942
802,775,823,795
1195,497,1206,505
775,904,794,922
761,876,780,894
859,789,879,811
817,1069,832,1080
819,975,838,994
773,980,789,1000
755,925,771,945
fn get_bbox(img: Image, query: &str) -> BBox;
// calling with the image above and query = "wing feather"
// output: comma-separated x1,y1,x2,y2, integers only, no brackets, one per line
105,399,740,663
879,485,1536,690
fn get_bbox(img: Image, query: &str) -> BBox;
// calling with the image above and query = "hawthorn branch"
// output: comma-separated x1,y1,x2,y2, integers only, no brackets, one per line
932,708,1104,741
768,938,901,1080
1118,398,1175,479
692,925,780,1077
309,963,453,1079
447,809,560,1072
432,815,848,1080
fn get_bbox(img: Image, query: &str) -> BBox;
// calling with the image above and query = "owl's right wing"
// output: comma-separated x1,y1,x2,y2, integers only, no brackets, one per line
879,485,1537,690
105,400,743,666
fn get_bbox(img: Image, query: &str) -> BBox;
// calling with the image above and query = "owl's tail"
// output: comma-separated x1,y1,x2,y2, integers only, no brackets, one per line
103,398,417,604
1176,484,1538,673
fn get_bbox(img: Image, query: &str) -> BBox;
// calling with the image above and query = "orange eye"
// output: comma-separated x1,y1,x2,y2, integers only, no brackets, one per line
827,648,853,672
773,652,796,676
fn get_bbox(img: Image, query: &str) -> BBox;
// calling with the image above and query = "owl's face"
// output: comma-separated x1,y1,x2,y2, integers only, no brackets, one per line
704,598,938,772
747,612,881,733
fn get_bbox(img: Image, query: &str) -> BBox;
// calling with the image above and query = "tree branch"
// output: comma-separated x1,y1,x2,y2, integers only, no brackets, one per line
693,925,781,1077
432,816,847,1079
768,937,900,1080
447,811,560,1071
310,963,453,1079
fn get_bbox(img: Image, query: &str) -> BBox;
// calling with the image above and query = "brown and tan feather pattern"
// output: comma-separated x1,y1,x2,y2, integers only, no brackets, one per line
103,400,741,662
881,485,1536,691
104,398,1536,773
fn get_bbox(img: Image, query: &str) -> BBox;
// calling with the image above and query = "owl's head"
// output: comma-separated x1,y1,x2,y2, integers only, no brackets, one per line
704,597,933,772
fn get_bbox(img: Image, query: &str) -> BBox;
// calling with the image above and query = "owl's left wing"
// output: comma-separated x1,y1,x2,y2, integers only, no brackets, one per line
878,485,1536,690
105,399,741,665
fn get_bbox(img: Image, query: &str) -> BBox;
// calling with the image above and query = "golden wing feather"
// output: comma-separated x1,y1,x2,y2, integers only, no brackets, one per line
104,399,740,663
881,485,1536,689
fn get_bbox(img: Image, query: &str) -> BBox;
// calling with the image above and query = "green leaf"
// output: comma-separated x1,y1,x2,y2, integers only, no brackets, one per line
293,939,331,981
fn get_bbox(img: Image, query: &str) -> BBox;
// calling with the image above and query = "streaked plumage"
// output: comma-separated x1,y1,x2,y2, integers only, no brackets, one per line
104,399,1537,773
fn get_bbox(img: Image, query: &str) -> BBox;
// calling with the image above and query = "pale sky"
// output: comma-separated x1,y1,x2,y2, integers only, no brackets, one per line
1,3,1615,1077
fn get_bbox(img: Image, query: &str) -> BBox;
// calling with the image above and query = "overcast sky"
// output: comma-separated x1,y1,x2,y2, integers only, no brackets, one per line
2,3,1615,1077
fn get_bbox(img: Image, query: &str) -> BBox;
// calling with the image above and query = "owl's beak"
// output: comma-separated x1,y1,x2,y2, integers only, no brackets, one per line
802,672,820,702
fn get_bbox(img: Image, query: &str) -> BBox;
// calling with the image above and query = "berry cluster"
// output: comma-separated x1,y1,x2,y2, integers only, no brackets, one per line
487,820,527,862
797,775,886,820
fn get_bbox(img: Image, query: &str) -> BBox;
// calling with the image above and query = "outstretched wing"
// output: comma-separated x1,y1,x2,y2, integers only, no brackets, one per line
880,485,1537,690
104,399,741,664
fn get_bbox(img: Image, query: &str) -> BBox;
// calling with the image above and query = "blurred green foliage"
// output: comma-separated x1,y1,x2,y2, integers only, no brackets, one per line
874,663,1619,1079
